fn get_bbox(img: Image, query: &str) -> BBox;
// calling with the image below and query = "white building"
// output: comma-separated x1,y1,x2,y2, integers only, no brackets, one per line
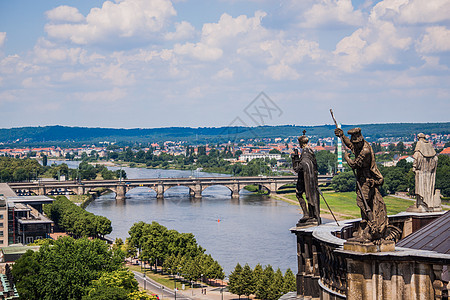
239,153,282,161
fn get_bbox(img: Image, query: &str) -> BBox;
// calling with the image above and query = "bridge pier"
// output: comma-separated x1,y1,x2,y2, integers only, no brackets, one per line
270,182,277,194
231,183,240,198
116,184,126,201
157,183,164,199
77,186,85,196
192,183,202,199
38,187,46,196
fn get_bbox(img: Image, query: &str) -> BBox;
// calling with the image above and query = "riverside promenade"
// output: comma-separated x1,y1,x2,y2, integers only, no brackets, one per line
128,260,239,300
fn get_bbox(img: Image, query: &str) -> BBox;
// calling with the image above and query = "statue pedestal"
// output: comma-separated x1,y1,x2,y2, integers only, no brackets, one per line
343,240,395,253
406,204,428,213
296,218,319,228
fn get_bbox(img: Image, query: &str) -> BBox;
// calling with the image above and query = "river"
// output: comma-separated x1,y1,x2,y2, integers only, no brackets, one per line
50,160,299,276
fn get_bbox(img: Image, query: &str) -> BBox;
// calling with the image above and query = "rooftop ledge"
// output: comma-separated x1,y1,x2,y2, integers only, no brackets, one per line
290,211,450,263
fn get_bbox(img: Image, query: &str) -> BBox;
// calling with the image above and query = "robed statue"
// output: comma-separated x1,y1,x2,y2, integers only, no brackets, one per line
291,130,321,226
334,127,388,241
412,133,440,211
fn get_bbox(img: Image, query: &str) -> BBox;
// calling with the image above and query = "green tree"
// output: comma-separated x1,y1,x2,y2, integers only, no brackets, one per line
87,270,138,296
331,171,356,192
270,268,284,300
283,268,296,293
436,154,450,197
252,264,264,295
229,263,245,299
255,265,274,300
269,149,281,154
82,285,129,300
241,264,255,299
12,237,122,300
315,150,337,175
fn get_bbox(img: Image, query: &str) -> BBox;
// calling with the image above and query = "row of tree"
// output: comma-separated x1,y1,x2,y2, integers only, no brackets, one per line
228,263,296,299
0,156,42,182
44,196,112,238
127,221,224,283
12,237,156,300
330,155,450,197
0,156,127,182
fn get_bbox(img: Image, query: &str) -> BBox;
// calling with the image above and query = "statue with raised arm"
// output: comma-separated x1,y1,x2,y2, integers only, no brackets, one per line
334,127,388,241
412,133,440,211
291,130,321,226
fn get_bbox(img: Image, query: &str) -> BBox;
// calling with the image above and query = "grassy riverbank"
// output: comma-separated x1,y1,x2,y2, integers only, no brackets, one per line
273,192,415,220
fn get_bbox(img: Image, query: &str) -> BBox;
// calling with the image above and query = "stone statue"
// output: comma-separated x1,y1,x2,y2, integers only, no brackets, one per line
334,127,388,241
412,133,440,211
291,130,321,226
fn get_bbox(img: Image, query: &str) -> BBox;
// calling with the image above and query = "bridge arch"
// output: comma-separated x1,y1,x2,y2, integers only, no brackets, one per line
201,184,233,197
240,184,271,195
125,186,157,197
46,187,77,196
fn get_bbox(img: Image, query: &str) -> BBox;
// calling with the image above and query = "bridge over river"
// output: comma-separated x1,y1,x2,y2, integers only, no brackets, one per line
7,175,333,201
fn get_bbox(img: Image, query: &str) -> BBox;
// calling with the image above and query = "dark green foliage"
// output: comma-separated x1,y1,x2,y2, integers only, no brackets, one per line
241,264,255,298
315,150,337,175
0,156,42,182
44,196,112,237
81,285,129,300
228,263,244,298
128,221,224,283
12,237,123,300
436,155,450,197
331,171,356,192
1,123,448,146
271,268,284,300
256,265,274,300
283,268,296,293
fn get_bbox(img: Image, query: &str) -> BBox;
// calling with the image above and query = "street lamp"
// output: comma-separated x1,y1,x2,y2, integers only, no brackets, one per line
143,272,146,290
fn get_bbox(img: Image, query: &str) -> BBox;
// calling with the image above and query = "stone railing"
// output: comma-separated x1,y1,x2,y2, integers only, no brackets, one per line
291,212,449,300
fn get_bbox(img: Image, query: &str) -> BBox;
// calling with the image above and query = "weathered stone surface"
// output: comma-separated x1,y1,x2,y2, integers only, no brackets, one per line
292,130,321,226
412,133,441,211
343,239,395,253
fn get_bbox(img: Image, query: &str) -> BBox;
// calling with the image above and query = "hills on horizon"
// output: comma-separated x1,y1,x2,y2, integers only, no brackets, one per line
0,122,449,147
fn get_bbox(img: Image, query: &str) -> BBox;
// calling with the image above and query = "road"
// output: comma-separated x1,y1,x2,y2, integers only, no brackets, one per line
132,271,192,300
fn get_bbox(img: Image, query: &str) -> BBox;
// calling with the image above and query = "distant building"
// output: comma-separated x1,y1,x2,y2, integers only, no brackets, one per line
6,196,54,245
0,199,7,247
440,147,450,156
239,153,281,161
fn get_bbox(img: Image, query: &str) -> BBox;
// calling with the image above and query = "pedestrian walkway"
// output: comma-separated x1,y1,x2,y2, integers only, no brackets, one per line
132,269,241,300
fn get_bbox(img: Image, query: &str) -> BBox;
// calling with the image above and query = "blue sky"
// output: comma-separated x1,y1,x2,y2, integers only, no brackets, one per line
0,0,449,129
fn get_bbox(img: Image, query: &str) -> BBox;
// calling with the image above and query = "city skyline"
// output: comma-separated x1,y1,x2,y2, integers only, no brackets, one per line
0,0,449,129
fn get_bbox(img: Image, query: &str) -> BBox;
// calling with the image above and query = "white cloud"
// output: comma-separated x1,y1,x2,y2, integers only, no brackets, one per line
300,0,364,28
370,0,450,24
173,42,223,61
333,1,416,72
45,0,176,45
397,0,450,24
201,11,268,47
173,11,268,61
213,68,234,80
77,87,127,103
0,32,6,47
416,26,450,53
46,5,84,23
165,21,196,41
265,63,300,80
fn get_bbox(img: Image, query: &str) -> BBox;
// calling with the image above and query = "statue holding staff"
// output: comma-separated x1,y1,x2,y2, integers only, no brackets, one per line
291,130,321,226
331,111,388,241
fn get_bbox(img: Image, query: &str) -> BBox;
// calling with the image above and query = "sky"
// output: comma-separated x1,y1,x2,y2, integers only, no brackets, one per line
0,0,449,129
